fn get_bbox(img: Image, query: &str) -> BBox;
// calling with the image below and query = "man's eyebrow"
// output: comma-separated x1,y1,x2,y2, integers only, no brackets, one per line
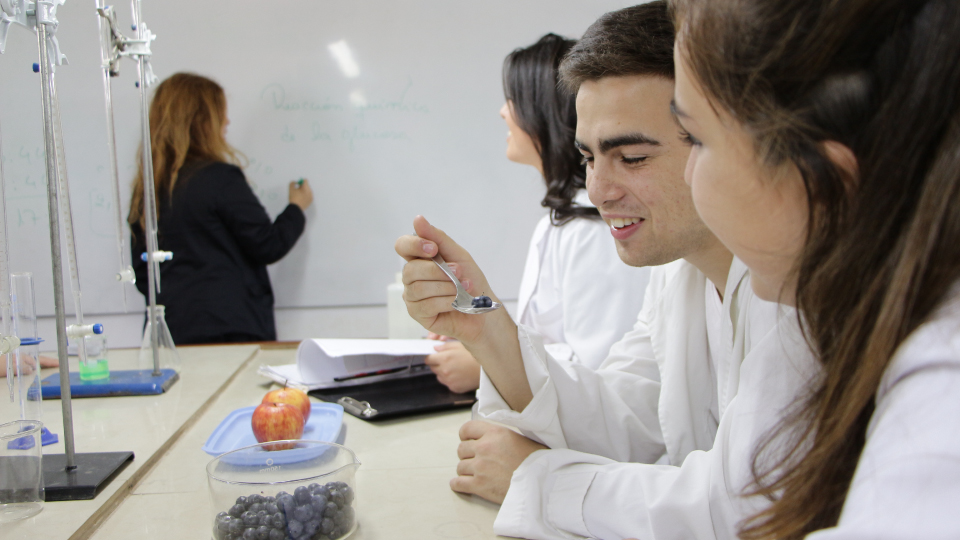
575,139,591,152
598,133,661,154
670,100,689,119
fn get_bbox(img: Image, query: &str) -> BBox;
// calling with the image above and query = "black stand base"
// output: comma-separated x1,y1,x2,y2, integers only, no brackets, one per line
42,451,135,501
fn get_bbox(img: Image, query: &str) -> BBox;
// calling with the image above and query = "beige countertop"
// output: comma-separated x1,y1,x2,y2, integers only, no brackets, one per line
5,345,501,540
3,344,260,540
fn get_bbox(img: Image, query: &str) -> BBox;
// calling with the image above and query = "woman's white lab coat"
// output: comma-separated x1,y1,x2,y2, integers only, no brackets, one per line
804,284,960,540
479,258,820,539
516,191,649,369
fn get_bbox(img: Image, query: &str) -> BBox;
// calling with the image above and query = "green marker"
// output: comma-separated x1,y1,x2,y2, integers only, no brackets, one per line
297,178,305,187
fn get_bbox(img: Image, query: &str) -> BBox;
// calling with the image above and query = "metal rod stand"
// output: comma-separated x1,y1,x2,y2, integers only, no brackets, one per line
34,3,136,500
37,14,76,469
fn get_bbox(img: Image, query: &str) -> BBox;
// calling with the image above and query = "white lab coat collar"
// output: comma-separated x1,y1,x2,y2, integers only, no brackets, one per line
516,190,596,325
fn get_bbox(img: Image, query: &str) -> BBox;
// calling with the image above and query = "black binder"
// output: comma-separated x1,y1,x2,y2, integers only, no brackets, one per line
308,374,476,421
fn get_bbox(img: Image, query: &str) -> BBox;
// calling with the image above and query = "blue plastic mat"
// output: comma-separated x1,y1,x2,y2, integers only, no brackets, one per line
5,426,57,450
41,426,58,446
202,403,344,463
40,369,179,399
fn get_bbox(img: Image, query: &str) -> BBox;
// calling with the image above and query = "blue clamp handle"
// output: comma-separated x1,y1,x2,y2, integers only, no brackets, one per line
93,324,104,335
141,252,173,262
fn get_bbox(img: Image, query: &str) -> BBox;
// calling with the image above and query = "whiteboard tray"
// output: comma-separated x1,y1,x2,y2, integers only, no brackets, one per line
202,403,343,459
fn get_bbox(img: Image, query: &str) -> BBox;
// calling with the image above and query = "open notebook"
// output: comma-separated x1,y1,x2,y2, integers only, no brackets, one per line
258,339,475,420
258,339,442,390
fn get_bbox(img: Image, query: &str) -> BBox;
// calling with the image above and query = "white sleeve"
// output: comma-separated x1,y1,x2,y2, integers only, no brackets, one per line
804,363,960,540
555,219,650,368
476,283,665,463
495,431,746,540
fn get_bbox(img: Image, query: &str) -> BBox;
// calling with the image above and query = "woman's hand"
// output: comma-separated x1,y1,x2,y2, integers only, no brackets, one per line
38,355,59,369
0,354,58,377
289,179,314,211
425,341,481,393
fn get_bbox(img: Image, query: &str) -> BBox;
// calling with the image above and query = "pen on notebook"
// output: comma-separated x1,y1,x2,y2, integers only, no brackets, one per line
333,365,409,382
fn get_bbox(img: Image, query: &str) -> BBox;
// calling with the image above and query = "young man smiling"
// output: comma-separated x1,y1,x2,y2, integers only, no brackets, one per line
395,3,814,539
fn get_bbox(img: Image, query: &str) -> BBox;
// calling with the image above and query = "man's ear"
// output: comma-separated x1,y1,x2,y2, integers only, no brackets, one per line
822,140,859,192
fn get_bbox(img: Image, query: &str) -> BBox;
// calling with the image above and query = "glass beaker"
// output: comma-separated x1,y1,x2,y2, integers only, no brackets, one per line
138,305,181,373
206,441,360,540
0,420,44,522
8,273,42,424
79,334,109,381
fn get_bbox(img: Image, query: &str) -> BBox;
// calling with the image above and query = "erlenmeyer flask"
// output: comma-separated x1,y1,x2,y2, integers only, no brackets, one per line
138,305,181,374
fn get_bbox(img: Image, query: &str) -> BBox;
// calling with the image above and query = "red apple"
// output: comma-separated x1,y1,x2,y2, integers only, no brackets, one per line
251,402,304,451
263,387,312,423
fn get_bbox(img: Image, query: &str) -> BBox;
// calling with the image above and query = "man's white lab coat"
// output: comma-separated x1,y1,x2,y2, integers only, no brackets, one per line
477,258,818,539
516,192,649,369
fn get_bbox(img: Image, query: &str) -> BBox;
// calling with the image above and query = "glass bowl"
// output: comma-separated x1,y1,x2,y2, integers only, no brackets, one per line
206,440,360,540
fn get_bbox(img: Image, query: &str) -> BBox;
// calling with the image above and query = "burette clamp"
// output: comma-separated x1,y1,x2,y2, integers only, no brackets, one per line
0,0,25,55
116,265,135,283
95,4,121,76
0,334,20,355
95,3,157,86
0,0,68,67
66,324,104,338
140,251,172,263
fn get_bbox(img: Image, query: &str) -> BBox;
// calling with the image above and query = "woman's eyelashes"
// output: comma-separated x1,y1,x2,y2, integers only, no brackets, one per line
679,129,702,147
580,154,594,166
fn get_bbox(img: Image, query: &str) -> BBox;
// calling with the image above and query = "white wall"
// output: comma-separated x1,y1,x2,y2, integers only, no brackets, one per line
9,0,587,352
1,0,634,317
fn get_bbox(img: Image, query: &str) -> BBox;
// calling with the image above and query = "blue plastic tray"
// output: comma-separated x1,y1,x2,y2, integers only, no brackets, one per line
202,403,344,462
41,369,179,398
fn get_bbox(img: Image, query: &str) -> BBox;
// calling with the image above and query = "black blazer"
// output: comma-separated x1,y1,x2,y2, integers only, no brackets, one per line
132,161,306,344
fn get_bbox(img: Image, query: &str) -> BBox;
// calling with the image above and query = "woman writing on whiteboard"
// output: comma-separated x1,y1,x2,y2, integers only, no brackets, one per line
426,34,650,392
129,73,313,344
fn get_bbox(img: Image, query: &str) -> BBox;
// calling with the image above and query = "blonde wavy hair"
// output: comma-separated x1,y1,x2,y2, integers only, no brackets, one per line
128,72,242,229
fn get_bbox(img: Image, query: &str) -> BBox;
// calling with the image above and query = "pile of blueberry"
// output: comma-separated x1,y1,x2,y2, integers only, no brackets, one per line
214,482,355,540
471,295,493,308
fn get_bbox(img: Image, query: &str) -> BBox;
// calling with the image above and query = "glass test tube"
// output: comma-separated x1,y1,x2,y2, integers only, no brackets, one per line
10,273,42,423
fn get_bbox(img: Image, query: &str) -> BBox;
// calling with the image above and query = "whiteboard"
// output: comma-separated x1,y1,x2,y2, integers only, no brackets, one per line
0,0,635,316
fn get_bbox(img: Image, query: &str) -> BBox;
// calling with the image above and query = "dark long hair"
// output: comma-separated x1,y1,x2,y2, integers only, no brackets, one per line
503,34,596,225
672,1,960,538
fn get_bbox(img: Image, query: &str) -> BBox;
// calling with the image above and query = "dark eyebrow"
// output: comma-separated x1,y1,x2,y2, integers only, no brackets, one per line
670,100,689,119
598,133,660,154
574,139,591,153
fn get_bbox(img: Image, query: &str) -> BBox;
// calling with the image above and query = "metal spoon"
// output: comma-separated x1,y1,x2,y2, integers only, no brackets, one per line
432,254,502,314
